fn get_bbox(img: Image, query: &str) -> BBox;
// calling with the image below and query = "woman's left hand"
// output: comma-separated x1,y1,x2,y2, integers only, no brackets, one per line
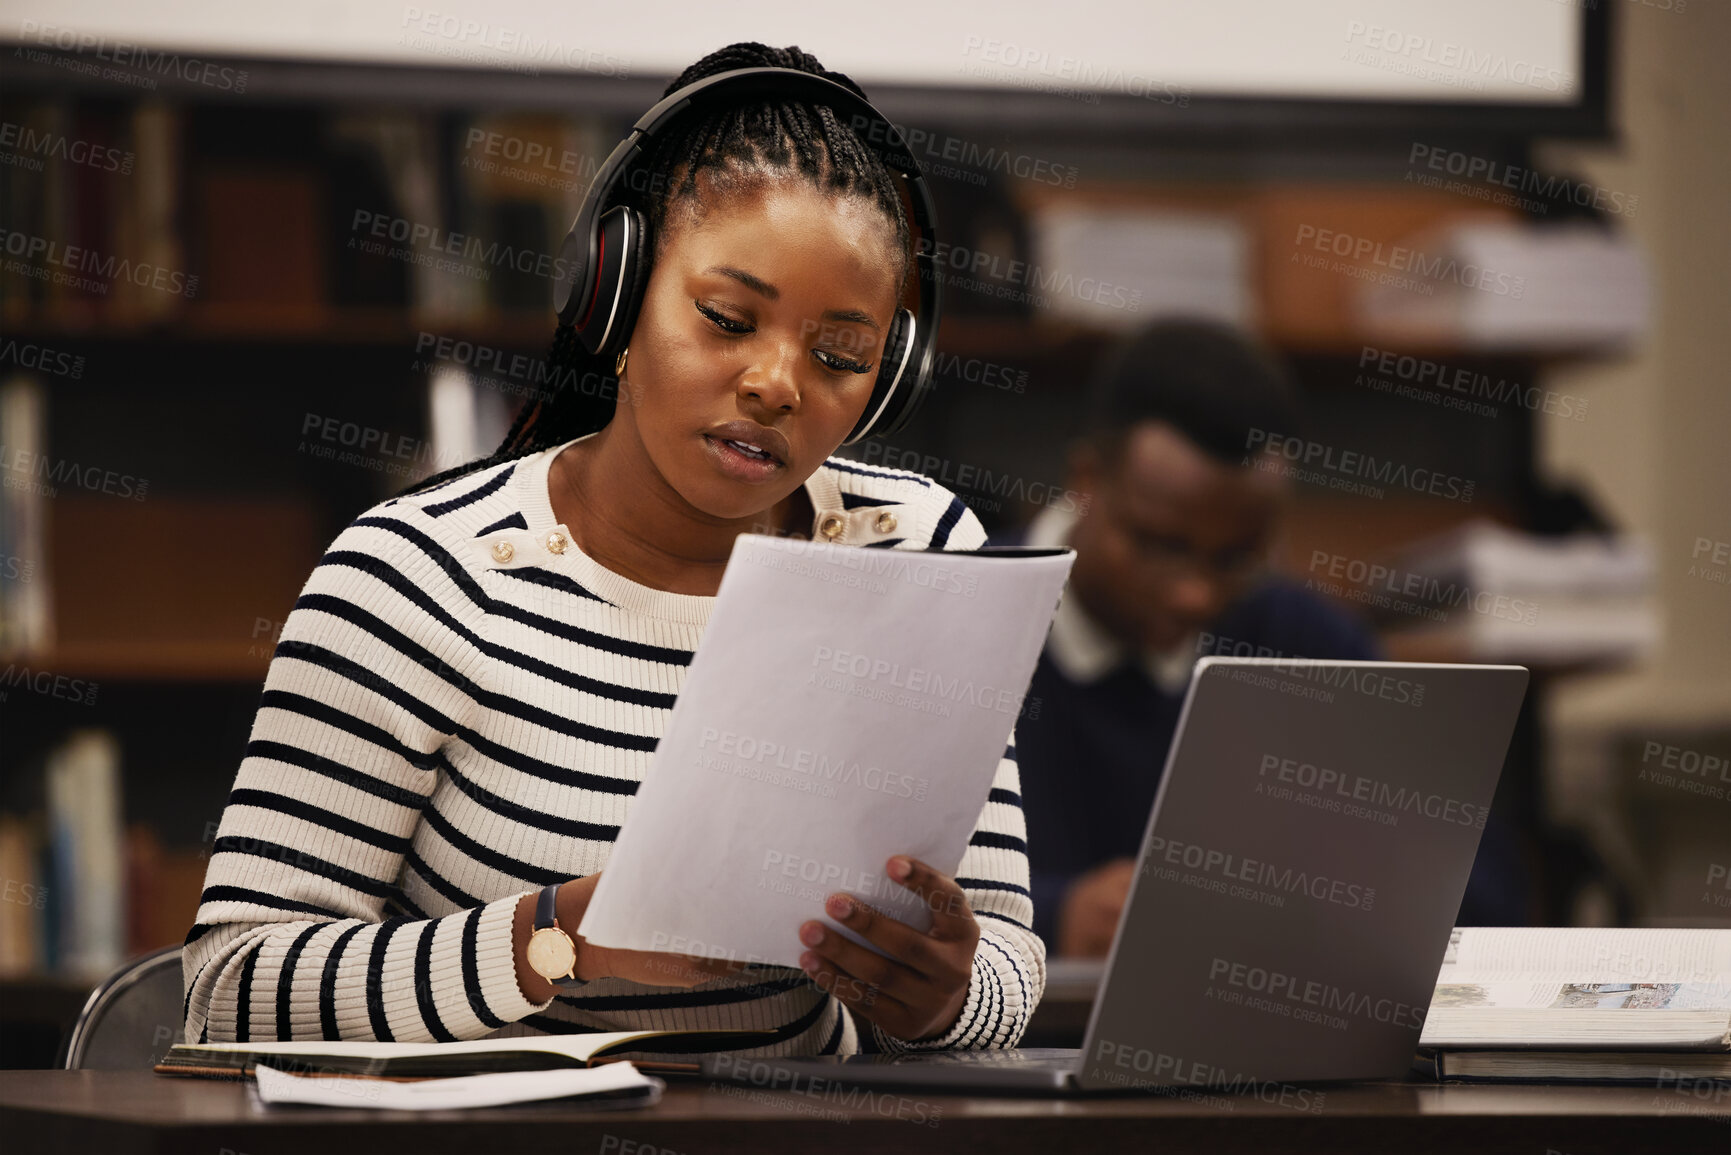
797,855,979,1042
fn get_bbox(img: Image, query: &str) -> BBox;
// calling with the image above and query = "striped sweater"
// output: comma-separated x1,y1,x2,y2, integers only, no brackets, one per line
182,434,1045,1057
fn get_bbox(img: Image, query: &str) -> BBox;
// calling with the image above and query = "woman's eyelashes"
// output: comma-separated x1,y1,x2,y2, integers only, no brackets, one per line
695,299,751,334
814,349,873,375
694,299,874,376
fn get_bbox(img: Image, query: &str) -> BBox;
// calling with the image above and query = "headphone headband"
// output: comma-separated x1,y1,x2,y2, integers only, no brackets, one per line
553,65,941,443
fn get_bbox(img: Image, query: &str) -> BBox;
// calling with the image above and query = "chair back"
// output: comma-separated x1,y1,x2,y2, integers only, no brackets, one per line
61,945,186,1069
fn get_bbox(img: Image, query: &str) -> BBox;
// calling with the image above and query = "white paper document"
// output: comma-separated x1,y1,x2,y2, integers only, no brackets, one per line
252,1061,662,1110
578,534,1074,968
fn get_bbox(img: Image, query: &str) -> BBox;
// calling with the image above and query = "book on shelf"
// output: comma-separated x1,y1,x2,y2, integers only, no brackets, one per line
0,374,52,655
45,728,126,979
1419,927,1731,1082
155,1028,782,1080
0,814,47,975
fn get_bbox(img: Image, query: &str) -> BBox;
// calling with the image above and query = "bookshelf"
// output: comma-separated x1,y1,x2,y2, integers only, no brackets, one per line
0,45,1641,1065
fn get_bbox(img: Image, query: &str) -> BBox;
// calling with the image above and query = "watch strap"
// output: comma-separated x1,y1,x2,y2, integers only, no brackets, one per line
535,881,561,931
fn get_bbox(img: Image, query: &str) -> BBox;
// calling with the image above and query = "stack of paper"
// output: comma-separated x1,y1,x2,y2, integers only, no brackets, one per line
1379,520,1658,666
1356,221,1650,350
253,1063,663,1111
1027,206,1250,330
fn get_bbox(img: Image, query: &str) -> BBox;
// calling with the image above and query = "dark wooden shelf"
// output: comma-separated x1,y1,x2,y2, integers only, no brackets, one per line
3,305,558,350
3,306,1626,368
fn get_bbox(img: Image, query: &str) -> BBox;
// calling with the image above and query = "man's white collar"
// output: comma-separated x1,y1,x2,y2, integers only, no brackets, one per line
1026,504,1196,693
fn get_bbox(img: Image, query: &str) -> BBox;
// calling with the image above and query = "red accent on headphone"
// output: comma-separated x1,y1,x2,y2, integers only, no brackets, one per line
577,229,607,332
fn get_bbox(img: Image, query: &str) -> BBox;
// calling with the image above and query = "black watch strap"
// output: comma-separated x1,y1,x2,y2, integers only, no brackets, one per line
535,882,561,931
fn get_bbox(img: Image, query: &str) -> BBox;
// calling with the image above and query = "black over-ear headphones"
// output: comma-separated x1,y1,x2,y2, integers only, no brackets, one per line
552,66,941,445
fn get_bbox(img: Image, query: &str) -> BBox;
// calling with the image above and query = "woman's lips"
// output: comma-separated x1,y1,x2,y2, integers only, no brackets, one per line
702,433,784,482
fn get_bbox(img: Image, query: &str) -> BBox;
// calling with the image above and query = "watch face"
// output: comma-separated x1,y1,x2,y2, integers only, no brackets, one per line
527,927,577,979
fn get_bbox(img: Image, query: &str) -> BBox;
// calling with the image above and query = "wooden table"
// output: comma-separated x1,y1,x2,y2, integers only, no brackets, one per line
4,1069,1725,1154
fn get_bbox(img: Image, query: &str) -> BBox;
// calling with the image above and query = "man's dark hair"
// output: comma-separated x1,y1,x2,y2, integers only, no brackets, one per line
394,41,908,500
1083,317,1301,466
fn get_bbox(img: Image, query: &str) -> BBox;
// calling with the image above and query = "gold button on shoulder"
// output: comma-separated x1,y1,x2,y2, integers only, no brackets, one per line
874,511,898,534
819,514,845,540
490,540,515,563
545,531,568,555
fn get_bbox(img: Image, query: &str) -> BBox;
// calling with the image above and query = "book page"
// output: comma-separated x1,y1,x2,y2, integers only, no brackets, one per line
1431,980,1731,1012
578,536,1074,968
1437,927,1731,983
173,1029,670,1065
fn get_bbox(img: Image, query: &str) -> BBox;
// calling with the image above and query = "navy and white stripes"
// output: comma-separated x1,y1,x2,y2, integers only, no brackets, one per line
183,437,1045,1056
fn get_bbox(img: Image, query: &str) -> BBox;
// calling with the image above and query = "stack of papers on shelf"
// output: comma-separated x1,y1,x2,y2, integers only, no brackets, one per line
1420,927,1731,1082
1379,520,1658,666
1356,221,1650,350
1027,205,1251,329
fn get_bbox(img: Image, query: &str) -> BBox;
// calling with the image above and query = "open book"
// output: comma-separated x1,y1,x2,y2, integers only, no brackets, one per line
1419,927,1731,1082
155,1028,780,1080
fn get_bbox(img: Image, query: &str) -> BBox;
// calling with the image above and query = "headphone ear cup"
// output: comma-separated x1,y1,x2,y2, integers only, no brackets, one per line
845,307,927,443
574,205,650,358
613,207,654,359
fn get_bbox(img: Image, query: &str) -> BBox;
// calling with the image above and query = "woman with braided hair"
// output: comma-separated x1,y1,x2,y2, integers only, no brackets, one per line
184,42,1042,1058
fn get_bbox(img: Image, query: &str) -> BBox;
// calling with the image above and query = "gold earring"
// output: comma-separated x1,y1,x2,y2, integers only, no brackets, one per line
615,346,629,377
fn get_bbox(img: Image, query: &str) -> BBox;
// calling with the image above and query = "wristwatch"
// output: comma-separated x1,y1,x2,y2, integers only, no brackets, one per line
526,882,585,989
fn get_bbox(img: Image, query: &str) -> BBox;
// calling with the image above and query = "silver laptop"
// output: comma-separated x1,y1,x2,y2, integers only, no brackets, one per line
700,657,1528,1095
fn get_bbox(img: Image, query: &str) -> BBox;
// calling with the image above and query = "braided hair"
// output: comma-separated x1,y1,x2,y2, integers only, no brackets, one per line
393,42,912,500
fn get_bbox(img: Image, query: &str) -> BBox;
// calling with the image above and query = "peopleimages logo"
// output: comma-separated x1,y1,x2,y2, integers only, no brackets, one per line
1407,143,1637,218
1219,659,1425,709
1208,957,1428,1031
959,36,1190,105
398,7,628,76
1142,835,1376,911
1257,753,1488,829
847,113,1078,188
854,443,1084,515
1246,428,1475,503
0,121,134,174
1356,344,1588,422
769,540,981,597
1089,1040,1327,1109
810,645,1030,717
912,235,1144,312
697,727,930,802
349,210,572,282
16,20,250,91
0,338,84,380
1292,224,1526,298
1307,549,1540,627
1342,21,1573,94
0,228,197,298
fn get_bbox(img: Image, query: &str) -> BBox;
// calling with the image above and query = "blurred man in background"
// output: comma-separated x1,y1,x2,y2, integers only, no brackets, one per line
1002,319,1526,957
